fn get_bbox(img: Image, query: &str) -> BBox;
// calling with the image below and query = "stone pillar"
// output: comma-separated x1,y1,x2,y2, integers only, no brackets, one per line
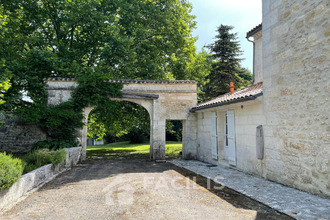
78,107,93,161
182,113,198,160
150,118,166,161
149,118,154,160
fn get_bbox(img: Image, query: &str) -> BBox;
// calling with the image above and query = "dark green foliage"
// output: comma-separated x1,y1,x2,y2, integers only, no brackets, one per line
71,73,123,109
33,139,78,151
88,101,150,142
202,25,252,100
0,152,24,191
128,126,148,144
166,121,183,141
40,102,84,140
23,148,66,173
0,0,206,147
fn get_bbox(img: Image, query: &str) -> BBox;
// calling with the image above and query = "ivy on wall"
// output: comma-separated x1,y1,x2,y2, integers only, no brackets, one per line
20,74,123,150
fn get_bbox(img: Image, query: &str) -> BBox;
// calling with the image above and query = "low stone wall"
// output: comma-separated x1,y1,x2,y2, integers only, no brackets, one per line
0,147,82,211
0,115,47,153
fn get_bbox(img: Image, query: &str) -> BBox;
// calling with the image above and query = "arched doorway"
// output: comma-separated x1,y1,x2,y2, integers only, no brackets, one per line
46,78,199,161
85,101,151,159
80,98,154,160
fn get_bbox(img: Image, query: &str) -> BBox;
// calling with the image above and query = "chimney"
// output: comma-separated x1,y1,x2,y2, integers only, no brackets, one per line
230,82,234,94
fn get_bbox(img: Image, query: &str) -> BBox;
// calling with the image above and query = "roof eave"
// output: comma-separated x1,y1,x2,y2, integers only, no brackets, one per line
246,24,262,38
190,92,263,112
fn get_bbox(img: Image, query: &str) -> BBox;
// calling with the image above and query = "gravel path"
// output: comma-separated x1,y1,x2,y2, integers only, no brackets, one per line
0,159,292,220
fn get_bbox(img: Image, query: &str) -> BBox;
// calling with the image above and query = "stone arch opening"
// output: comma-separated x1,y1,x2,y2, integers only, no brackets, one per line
81,99,153,160
46,78,199,161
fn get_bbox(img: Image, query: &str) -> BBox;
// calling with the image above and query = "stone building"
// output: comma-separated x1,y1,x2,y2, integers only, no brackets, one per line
190,23,265,176
0,0,328,198
189,0,329,197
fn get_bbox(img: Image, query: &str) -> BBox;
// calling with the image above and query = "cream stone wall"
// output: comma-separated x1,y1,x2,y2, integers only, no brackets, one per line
46,79,198,161
195,98,266,176
254,34,263,84
262,0,330,196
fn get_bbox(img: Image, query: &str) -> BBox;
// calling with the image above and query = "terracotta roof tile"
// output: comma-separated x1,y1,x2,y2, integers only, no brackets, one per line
246,24,262,38
191,82,263,112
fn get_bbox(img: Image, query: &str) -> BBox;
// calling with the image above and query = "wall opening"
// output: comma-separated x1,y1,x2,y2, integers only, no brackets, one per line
86,100,151,160
165,120,183,159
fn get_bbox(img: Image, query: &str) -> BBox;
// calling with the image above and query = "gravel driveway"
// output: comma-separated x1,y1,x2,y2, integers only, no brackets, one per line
0,159,292,220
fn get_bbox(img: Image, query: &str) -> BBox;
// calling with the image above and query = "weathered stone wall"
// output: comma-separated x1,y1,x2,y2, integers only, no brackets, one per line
46,79,77,106
195,99,266,176
0,115,47,153
46,79,198,161
262,0,329,196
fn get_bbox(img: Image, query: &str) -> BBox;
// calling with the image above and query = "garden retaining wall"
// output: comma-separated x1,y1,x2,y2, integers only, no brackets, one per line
0,115,47,153
0,147,82,212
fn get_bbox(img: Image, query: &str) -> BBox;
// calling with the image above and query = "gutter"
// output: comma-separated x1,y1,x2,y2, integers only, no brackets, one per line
190,92,263,112
246,36,255,85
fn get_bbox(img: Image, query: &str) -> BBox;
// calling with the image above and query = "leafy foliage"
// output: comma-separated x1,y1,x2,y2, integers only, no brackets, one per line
0,152,24,191
33,139,78,151
0,78,10,105
202,25,252,100
0,0,203,147
166,120,183,142
87,101,150,143
23,148,66,173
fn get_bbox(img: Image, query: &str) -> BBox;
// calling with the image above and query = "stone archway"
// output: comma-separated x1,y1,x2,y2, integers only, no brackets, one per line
81,99,152,160
46,78,198,161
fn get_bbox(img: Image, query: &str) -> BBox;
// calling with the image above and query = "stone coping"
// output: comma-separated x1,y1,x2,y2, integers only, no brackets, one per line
46,78,197,84
171,159,330,220
0,147,82,212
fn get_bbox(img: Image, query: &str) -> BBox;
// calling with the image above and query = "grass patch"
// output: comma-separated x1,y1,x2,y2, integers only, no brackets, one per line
87,141,182,160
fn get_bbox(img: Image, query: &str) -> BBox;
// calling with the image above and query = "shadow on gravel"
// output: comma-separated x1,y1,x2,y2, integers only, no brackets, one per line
40,157,293,220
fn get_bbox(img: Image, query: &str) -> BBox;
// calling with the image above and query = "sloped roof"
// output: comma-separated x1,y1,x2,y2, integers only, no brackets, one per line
191,82,263,112
246,24,262,38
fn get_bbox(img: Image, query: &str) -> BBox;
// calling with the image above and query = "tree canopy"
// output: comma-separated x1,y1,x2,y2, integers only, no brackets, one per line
0,0,210,143
202,25,252,100
1,0,201,107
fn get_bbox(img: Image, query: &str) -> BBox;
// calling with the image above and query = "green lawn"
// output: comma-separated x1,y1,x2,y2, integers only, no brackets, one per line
87,141,182,160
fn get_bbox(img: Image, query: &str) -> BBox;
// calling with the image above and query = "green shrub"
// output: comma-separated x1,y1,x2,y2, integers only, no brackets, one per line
23,149,67,173
0,153,24,191
128,126,149,144
33,139,77,150
51,149,67,165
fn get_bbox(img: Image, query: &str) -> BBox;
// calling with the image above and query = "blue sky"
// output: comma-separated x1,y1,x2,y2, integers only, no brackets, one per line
188,0,262,71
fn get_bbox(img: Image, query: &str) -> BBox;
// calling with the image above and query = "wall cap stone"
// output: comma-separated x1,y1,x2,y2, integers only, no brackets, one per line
0,147,82,212
46,78,198,84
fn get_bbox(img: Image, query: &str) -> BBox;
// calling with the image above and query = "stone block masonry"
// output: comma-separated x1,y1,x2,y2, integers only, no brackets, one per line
0,115,47,153
262,0,330,197
46,78,198,161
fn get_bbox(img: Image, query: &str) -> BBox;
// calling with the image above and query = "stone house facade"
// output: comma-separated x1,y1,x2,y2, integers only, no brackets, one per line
0,0,328,198
190,0,329,197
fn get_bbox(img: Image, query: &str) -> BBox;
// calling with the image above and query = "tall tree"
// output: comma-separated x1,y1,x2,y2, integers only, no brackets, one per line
0,0,198,108
0,0,204,142
202,25,251,100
